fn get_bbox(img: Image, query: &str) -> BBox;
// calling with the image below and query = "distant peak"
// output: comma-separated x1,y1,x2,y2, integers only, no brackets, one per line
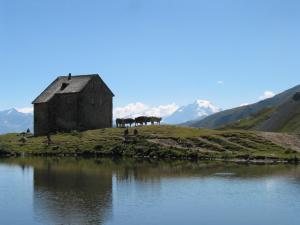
163,99,221,125
1,108,33,115
6,108,17,114
195,99,212,106
194,99,221,113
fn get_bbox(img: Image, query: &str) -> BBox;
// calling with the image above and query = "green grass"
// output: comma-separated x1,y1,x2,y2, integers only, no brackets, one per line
0,125,299,162
223,108,275,130
279,111,300,133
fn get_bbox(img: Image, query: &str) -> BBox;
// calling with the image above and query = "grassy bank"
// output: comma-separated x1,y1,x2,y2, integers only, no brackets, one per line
0,126,300,163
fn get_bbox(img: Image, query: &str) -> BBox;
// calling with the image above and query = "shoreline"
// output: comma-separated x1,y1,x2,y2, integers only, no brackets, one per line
1,153,298,165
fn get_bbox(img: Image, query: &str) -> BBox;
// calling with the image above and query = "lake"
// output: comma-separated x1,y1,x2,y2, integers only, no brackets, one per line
0,158,300,225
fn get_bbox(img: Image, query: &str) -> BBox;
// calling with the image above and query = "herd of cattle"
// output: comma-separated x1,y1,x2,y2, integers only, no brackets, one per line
116,116,162,128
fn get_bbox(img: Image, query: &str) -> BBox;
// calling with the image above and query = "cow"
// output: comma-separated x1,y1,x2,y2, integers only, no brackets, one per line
117,116,162,127
124,118,135,127
116,118,135,128
150,117,162,125
135,116,161,126
116,119,124,128
135,116,147,126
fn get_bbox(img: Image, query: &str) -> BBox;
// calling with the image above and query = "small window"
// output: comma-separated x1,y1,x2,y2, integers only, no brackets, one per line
61,83,69,91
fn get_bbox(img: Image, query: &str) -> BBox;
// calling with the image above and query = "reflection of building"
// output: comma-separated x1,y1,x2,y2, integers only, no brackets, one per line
33,162,112,225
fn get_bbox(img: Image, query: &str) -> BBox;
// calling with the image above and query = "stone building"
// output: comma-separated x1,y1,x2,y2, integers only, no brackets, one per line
32,74,114,136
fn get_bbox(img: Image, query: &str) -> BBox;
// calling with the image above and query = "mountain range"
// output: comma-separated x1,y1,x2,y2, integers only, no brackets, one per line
187,84,300,133
3,84,300,134
0,109,33,134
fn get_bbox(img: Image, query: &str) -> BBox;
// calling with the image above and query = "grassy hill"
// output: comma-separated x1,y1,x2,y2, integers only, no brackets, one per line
1,126,300,162
258,96,300,132
223,94,300,133
223,108,276,130
188,84,300,130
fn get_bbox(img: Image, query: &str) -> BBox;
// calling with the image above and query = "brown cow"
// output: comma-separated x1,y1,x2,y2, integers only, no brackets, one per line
116,118,135,128
135,116,147,126
150,117,162,125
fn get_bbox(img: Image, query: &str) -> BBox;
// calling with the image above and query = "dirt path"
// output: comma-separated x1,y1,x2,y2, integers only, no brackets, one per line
261,132,300,152
147,138,215,153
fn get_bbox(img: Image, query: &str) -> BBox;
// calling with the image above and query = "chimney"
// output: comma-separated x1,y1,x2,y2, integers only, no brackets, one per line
68,73,72,80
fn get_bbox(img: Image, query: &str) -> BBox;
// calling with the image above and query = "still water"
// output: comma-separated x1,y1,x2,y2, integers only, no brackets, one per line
0,158,300,225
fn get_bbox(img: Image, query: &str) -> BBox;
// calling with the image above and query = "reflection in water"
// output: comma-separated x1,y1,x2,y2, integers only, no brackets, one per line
33,159,113,225
1,158,300,225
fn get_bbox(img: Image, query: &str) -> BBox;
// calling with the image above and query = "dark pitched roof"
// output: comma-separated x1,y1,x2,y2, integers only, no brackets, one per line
32,74,114,104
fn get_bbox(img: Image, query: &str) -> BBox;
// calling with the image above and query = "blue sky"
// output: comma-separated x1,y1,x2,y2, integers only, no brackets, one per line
1,0,300,112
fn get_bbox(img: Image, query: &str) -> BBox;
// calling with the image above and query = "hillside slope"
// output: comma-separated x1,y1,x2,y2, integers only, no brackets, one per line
1,126,300,162
222,92,300,133
256,94,300,132
221,108,276,130
188,85,300,129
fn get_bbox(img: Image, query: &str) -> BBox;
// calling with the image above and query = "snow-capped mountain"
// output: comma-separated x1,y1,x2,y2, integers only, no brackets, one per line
164,100,221,124
0,108,33,134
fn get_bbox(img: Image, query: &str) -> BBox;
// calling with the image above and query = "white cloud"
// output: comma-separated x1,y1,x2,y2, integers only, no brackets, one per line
217,80,224,85
15,103,179,118
113,102,179,119
259,91,275,100
16,107,33,114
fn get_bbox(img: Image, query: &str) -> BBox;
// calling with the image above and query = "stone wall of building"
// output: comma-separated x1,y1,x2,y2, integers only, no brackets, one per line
34,103,49,136
34,76,113,136
48,94,79,133
78,76,113,130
